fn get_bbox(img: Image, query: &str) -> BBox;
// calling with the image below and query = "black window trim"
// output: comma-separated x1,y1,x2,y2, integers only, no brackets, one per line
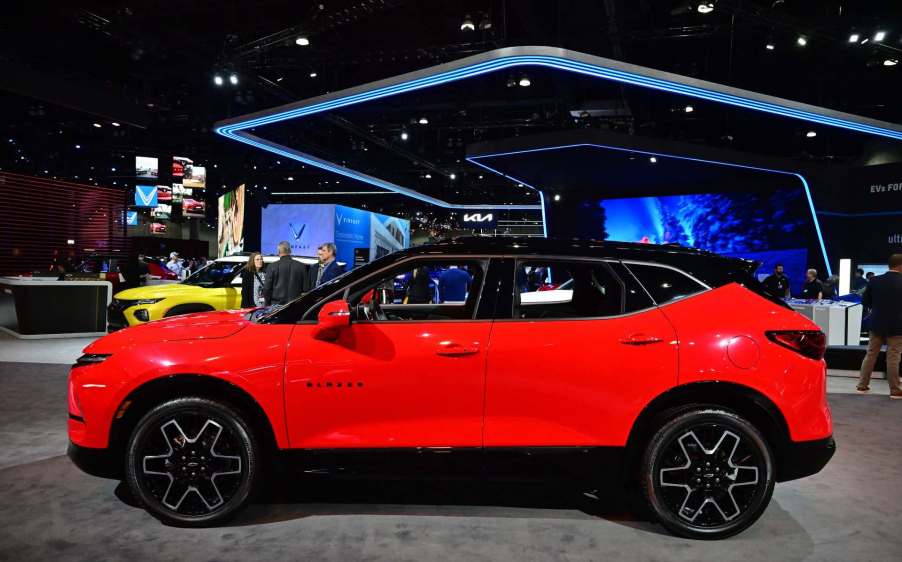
620,259,711,307
301,254,493,324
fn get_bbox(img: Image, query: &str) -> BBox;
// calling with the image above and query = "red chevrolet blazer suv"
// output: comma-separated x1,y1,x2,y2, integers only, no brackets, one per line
68,237,834,539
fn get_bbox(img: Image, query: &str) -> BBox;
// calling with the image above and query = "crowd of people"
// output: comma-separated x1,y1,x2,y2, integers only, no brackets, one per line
240,240,347,308
762,263,873,300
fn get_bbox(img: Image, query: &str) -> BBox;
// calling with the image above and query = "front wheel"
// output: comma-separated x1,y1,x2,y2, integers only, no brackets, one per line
125,397,258,526
641,408,774,540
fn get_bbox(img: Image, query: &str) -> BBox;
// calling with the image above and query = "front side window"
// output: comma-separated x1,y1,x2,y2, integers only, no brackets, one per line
345,260,486,322
515,260,624,319
624,262,707,305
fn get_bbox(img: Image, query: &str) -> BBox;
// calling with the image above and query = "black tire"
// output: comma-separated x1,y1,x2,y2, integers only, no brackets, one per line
125,397,258,527
641,408,774,540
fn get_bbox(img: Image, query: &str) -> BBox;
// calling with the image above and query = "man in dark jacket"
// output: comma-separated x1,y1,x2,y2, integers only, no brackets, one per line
857,254,902,399
314,242,346,287
263,241,308,306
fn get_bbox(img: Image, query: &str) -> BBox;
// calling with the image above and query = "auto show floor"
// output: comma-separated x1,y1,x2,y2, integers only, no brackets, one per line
1,360,900,561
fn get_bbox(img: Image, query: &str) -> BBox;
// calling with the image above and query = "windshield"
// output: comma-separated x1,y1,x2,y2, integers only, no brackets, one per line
182,262,242,288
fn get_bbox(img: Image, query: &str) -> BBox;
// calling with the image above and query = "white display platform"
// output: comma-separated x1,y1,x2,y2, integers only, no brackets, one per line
787,299,863,346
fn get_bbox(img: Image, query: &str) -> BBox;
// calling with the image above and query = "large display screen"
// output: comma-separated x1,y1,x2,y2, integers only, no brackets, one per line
600,189,812,291
261,204,410,265
217,184,245,258
134,184,158,207
135,156,158,179
172,156,192,178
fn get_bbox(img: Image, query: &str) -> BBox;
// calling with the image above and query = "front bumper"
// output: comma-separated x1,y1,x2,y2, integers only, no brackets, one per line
67,441,122,479
776,436,836,482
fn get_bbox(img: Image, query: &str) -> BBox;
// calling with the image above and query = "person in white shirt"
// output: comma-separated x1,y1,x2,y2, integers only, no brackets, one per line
166,252,183,277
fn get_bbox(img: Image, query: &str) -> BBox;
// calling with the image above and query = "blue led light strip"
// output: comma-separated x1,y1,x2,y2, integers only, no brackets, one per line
469,143,832,276
215,47,902,238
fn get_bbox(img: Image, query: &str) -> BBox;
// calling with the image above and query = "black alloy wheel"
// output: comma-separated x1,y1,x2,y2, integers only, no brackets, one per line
642,408,774,540
125,397,258,526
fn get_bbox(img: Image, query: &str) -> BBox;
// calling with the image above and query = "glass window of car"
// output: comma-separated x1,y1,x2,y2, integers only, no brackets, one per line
342,260,486,322
607,262,657,313
515,260,623,319
624,262,707,305
181,261,242,288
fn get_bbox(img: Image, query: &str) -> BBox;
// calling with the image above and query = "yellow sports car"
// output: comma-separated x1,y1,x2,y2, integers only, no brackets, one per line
107,255,316,330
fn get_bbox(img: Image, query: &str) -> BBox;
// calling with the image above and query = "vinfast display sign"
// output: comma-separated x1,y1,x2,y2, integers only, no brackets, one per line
600,188,811,292
262,204,409,265
217,184,245,258
261,204,334,256
134,185,158,207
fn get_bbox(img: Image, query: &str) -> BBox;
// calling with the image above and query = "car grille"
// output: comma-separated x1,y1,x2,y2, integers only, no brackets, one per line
107,299,138,332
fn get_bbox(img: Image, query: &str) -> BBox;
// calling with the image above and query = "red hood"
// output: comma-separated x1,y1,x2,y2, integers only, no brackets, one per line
86,309,250,352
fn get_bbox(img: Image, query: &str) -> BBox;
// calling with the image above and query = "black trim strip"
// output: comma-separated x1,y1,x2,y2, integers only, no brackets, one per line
68,413,84,423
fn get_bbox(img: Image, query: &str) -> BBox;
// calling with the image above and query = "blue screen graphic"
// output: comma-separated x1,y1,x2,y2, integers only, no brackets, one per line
600,189,811,291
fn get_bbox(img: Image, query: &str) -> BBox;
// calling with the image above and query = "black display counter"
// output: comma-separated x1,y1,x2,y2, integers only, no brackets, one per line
0,276,112,338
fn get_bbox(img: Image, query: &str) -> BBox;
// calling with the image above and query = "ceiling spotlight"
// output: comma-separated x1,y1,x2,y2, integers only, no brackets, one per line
400,131,409,141
75,144,81,149
460,15,475,31
649,157,658,163
424,173,432,179
874,31,886,42
765,42,775,50
518,75,531,87
229,73,238,85
213,74,224,86
697,2,715,14
449,173,456,180
553,194,561,201
884,59,899,66
296,36,310,46
796,35,807,47
806,130,817,138
418,117,429,125
92,123,101,128
111,122,120,127
848,33,860,43
684,105,694,113
478,14,492,30
309,71,317,78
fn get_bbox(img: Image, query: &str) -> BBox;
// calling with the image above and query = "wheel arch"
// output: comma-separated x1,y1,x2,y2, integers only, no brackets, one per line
623,381,792,483
106,374,280,478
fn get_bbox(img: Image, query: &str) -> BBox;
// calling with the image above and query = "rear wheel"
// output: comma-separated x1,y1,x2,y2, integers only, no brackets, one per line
125,397,258,526
641,408,774,539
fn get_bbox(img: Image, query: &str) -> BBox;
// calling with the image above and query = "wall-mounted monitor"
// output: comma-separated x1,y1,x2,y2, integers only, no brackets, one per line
183,165,206,189
183,198,206,218
135,156,158,179
126,211,138,227
172,156,192,178
151,203,172,219
134,184,158,207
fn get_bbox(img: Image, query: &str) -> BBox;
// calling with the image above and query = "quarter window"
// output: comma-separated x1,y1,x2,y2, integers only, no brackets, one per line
515,261,623,319
624,262,706,305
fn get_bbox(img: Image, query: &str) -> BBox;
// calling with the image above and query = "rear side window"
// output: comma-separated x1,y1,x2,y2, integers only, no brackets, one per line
515,260,623,319
625,262,707,305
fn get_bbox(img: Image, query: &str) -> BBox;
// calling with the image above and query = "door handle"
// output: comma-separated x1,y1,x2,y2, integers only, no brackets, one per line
435,342,480,356
620,333,664,346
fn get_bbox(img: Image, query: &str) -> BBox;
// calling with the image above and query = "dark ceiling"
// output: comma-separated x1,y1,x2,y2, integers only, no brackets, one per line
1,0,901,217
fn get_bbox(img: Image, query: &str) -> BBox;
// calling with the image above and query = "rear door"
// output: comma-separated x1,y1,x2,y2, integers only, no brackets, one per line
484,258,678,448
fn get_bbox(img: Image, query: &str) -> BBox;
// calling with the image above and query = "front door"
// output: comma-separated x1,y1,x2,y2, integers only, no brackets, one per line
284,258,491,449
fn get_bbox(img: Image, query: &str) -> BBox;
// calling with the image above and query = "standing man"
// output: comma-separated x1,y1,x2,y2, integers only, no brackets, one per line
857,254,902,398
315,242,346,287
763,263,791,298
800,268,823,300
851,268,868,295
166,252,183,278
263,241,307,306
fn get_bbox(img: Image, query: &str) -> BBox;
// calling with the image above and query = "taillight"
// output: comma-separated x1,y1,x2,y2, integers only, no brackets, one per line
68,377,84,419
766,330,826,360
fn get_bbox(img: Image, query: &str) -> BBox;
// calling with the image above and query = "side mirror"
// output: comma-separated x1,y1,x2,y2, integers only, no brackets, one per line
311,300,351,341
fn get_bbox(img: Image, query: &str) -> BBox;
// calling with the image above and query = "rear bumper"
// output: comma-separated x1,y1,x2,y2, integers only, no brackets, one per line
67,441,122,479
776,436,836,482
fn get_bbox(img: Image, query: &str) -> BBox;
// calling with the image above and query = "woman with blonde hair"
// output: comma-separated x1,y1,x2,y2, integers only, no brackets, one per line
240,252,267,308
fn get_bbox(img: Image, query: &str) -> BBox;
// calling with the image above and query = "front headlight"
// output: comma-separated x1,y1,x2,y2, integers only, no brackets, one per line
135,298,164,305
74,354,111,367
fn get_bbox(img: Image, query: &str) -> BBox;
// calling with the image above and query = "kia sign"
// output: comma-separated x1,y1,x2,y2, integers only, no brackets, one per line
461,212,496,229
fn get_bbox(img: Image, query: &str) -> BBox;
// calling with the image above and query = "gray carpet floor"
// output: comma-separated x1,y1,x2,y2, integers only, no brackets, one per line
1,361,900,561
